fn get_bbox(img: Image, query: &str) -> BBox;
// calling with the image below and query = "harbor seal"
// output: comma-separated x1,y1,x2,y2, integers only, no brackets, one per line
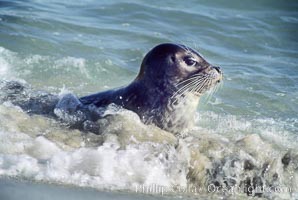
1,43,222,134
77,43,222,134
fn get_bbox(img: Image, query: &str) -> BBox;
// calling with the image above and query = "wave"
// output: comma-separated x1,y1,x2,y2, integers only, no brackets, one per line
0,98,297,199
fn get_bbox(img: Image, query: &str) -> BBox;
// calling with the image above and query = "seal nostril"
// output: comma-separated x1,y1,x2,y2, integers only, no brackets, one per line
213,66,221,73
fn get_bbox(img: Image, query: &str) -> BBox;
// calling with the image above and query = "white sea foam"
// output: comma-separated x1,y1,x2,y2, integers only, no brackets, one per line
54,57,90,79
0,57,9,76
0,47,95,93
0,103,187,191
0,133,186,190
0,94,297,199
0,47,14,77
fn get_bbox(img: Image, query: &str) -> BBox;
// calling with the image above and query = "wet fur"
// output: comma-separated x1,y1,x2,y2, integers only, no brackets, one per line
80,43,222,134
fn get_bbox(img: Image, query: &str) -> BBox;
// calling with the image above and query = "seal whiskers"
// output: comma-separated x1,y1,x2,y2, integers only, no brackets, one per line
171,73,213,106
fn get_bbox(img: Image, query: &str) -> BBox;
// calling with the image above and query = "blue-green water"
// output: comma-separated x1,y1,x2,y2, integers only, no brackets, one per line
0,0,298,199
1,0,297,120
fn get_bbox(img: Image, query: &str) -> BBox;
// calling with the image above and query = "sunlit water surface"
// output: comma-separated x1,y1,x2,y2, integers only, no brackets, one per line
0,0,297,199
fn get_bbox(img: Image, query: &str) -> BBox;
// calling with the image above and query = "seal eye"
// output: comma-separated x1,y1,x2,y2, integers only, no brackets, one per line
184,57,197,67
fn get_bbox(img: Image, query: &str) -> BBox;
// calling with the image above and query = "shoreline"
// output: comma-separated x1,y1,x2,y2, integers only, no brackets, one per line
0,177,174,200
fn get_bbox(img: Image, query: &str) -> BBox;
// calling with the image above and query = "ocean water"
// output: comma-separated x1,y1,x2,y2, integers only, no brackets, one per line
0,0,298,199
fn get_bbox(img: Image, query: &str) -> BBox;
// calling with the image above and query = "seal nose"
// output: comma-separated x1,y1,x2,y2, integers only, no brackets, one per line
213,66,221,73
